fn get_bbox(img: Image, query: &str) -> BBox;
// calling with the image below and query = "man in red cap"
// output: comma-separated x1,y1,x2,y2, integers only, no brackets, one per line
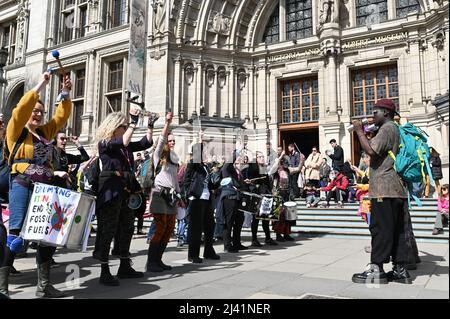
350,99,411,285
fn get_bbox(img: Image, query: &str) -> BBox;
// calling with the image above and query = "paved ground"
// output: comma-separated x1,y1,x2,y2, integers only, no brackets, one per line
8,233,449,299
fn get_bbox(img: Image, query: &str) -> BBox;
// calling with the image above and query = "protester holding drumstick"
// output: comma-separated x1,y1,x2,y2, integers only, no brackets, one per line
0,71,72,298
93,110,156,286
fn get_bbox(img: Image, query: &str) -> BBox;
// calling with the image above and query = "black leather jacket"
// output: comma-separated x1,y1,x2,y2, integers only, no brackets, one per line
184,161,218,200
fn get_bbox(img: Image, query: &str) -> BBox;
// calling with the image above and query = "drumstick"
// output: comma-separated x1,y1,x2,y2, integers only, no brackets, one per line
51,50,67,77
248,176,267,182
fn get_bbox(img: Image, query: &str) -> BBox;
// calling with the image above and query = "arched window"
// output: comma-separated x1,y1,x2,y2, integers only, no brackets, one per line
263,4,280,44
396,0,421,18
356,0,388,27
286,0,313,40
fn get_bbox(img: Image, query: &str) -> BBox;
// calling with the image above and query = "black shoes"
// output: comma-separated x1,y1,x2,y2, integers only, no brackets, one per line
276,234,285,242
386,264,412,284
117,259,144,279
284,234,295,241
188,257,203,263
251,240,263,247
100,264,120,286
225,246,239,253
265,238,278,246
238,244,248,250
352,264,388,284
204,248,220,260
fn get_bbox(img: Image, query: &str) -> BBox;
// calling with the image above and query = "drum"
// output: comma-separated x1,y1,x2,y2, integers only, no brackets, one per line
238,191,262,214
21,183,96,251
128,193,143,210
256,194,280,221
283,201,298,221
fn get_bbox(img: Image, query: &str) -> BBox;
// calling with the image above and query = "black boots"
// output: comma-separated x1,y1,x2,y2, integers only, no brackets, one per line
387,264,412,284
352,264,388,284
36,261,67,298
117,258,144,279
146,243,164,272
99,263,120,286
0,266,10,297
157,243,172,270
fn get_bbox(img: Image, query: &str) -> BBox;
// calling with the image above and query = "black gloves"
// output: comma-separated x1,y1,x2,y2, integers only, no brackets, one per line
148,113,160,129
130,113,140,125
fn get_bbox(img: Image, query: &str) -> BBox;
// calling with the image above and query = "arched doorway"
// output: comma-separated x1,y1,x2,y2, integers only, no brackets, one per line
3,82,25,123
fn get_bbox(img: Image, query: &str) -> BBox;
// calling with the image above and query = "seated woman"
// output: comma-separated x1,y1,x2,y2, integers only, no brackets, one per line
320,169,349,208
432,184,449,235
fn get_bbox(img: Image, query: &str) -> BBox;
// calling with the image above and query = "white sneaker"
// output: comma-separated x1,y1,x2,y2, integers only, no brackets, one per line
306,204,311,208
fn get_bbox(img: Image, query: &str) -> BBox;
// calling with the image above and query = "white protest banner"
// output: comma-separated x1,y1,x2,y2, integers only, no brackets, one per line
21,183,82,247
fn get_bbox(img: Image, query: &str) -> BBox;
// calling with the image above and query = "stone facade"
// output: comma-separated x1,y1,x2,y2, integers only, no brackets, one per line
0,0,448,183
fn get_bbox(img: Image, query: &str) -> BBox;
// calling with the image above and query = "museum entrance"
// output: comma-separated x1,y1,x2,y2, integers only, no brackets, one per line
279,124,319,159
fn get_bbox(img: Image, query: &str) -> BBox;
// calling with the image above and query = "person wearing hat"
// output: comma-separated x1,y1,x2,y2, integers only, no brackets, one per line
350,99,411,284
319,168,349,208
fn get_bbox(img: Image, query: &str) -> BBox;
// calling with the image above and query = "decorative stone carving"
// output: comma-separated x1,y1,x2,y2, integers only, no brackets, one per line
206,66,216,87
150,49,166,60
237,70,247,90
432,31,445,50
319,0,337,25
184,64,195,85
15,0,30,64
320,38,341,56
217,68,227,88
209,12,231,35
152,0,167,34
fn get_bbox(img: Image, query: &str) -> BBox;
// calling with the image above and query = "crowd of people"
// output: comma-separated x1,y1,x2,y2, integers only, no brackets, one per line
0,72,447,298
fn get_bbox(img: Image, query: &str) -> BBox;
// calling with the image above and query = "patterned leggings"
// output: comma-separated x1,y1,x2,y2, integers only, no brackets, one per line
150,214,176,245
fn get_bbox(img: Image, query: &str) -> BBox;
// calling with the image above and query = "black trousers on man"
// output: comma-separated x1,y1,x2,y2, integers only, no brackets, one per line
289,173,300,199
188,199,216,258
222,198,244,250
369,198,408,266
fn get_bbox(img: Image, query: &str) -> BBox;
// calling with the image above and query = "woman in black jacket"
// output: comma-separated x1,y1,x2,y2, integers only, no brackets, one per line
184,143,220,263
427,147,443,197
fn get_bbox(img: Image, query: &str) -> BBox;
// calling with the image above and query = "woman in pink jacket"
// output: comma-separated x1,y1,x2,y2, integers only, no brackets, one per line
432,184,449,235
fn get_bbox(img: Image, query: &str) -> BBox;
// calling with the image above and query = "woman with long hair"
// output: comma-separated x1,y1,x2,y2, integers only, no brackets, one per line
146,112,181,272
93,110,155,286
0,72,72,298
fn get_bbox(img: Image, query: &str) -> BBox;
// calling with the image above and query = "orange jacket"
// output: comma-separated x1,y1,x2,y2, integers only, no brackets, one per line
6,90,72,174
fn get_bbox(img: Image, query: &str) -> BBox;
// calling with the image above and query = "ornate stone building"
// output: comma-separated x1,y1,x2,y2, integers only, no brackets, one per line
1,0,449,182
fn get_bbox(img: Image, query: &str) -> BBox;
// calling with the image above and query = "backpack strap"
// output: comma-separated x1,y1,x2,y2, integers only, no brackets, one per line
7,128,31,167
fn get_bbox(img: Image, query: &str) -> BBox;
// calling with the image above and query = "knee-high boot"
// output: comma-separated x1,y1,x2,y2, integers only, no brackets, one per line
158,242,172,270
0,266,10,297
146,243,163,272
36,261,66,298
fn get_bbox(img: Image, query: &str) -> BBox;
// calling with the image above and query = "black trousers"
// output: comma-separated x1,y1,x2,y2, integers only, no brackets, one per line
222,198,244,249
370,198,408,266
95,194,135,263
0,221,6,266
188,199,215,258
289,173,300,199
325,189,345,204
251,215,271,241
134,199,146,231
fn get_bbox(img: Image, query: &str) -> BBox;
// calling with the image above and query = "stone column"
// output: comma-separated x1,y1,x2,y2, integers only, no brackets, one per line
81,50,96,142
408,39,426,113
279,0,286,42
172,55,182,124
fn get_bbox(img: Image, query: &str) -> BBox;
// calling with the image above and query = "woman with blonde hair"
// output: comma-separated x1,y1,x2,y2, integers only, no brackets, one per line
146,112,181,272
93,109,157,286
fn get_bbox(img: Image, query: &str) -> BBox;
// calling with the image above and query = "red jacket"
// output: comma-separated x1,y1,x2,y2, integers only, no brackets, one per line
320,173,349,191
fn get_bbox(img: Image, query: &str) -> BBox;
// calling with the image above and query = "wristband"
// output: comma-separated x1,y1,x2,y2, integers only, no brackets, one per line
56,89,70,102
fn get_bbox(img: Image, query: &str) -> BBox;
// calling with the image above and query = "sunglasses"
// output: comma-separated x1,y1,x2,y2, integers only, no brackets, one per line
59,137,68,141
168,139,175,143
32,109,46,116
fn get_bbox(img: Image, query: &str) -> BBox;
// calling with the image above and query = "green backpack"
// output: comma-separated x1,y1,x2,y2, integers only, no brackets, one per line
388,122,433,207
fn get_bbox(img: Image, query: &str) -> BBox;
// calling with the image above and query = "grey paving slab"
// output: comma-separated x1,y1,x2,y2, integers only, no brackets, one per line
7,236,449,299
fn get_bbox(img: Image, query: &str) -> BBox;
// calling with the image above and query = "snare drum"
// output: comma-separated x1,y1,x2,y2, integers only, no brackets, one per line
256,194,280,221
283,201,298,221
238,192,263,214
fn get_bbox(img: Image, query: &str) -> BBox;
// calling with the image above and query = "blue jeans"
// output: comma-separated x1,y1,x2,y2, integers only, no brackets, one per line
8,179,33,231
146,220,156,241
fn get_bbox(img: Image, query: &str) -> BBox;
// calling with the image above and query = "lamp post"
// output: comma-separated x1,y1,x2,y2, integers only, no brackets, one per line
0,47,9,111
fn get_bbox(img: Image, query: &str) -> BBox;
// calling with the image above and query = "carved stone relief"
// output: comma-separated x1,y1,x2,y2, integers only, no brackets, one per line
208,12,232,35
